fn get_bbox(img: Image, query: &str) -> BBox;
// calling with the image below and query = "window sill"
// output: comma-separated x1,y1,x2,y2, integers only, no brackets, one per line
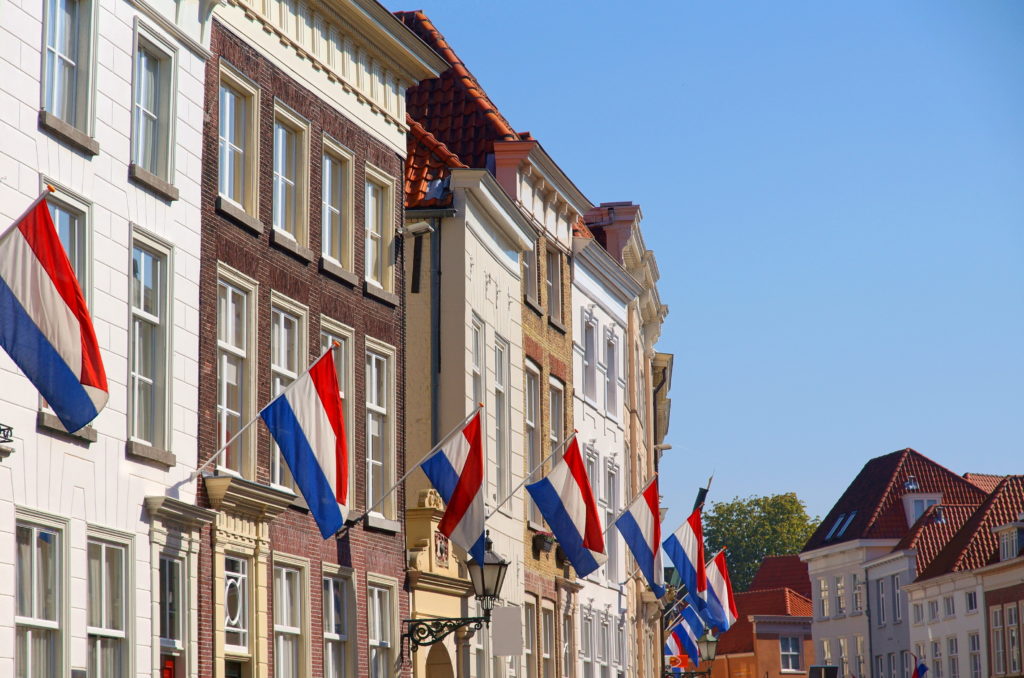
548,315,567,334
0,444,13,461
524,295,543,316
364,513,401,533
38,110,100,156
320,257,359,286
215,196,263,235
125,440,176,469
363,280,400,307
270,228,313,262
528,520,549,533
37,410,97,443
129,164,179,201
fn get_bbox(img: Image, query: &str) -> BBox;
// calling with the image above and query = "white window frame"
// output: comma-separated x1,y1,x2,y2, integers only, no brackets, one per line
541,606,555,678
218,62,260,214
877,579,887,625
471,315,484,408
41,0,95,131
581,612,594,678
949,636,961,678
545,248,562,323
835,575,846,615
604,462,619,584
321,318,355,506
322,565,353,678
525,361,543,525
15,512,67,678
321,136,354,270
944,594,955,618
968,632,982,678
780,636,801,671
494,335,510,502
87,530,132,678
523,241,539,302
966,591,978,614
582,315,597,403
224,555,251,655
603,331,618,419
44,183,90,302
129,229,172,449
131,22,176,180
365,338,396,519
270,292,308,491
524,599,537,678
549,377,565,457
216,265,258,478
158,555,184,653
819,578,830,618
929,599,940,621
363,163,396,291
273,556,309,678
893,574,902,621
367,575,398,678
272,101,310,243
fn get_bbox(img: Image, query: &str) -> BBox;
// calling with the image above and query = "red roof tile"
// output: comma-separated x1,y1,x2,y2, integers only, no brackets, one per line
395,10,523,168
963,473,1005,494
748,555,811,598
894,504,980,576
716,588,812,655
572,216,595,239
405,114,467,209
803,449,988,552
918,476,1024,580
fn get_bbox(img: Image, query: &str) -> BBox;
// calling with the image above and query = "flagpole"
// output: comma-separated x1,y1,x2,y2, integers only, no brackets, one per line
191,341,341,480
0,185,56,243
692,473,714,512
344,403,485,527
602,474,658,537
485,430,578,520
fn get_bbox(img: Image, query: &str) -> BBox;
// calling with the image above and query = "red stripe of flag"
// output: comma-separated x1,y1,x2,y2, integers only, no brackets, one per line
309,351,348,504
564,439,605,554
438,413,483,536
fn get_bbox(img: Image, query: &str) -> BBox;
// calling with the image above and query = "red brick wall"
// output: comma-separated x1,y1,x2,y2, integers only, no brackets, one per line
197,20,409,678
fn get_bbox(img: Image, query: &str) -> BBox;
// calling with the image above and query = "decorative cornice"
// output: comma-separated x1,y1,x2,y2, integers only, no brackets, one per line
203,473,295,521
407,568,473,596
574,237,644,304
145,496,218,528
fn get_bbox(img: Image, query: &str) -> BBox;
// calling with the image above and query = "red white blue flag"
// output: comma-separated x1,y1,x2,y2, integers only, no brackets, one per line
261,350,348,538
663,507,707,601
615,476,665,597
705,550,738,632
526,438,606,577
911,658,929,678
665,605,703,670
421,412,485,561
0,195,108,433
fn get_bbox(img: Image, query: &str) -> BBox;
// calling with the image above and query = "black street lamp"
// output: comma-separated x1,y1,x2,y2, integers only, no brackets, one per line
403,532,510,651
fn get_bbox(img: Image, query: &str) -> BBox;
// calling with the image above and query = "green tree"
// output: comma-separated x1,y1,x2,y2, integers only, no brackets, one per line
703,493,819,593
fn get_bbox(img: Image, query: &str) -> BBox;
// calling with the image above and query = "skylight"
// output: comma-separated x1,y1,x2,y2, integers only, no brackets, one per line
825,513,846,541
836,510,857,537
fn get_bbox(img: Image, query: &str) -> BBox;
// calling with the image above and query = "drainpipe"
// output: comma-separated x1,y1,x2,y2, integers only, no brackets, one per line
430,217,441,444
865,566,874,678
651,367,668,473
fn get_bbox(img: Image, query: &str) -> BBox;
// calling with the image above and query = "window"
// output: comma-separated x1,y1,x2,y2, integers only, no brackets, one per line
368,585,392,678
581,614,594,678
929,599,940,621
835,576,846,615
583,318,597,402
838,510,857,537
271,301,305,490
968,632,981,678
839,637,849,676
321,138,353,268
596,616,608,678
524,601,537,678
825,513,846,541
903,651,911,678
129,240,168,448
1000,530,1019,562
218,66,258,213
876,655,885,678
564,614,576,678
912,497,939,523
158,556,183,651
494,336,511,501
857,636,865,678
780,637,801,670
877,579,887,625
949,637,960,678
933,640,943,678
321,323,354,502
604,335,617,416
1009,606,1020,674
132,34,173,179
42,0,93,130
944,595,955,618
545,249,562,323
994,606,1007,673
822,641,832,668
549,379,564,457
16,523,61,678
541,609,554,678
893,574,902,621
818,578,830,618
47,196,88,289
605,465,619,583
852,573,863,612
272,105,309,242
523,242,538,301
913,602,923,624
365,344,394,518
217,274,254,476
274,566,302,678
525,363,543,524
88,540,127,678
470,317,484,406
224,556,249,651
364,166,394,290
323,575,350,678
615,621,626,677
966,591,978,613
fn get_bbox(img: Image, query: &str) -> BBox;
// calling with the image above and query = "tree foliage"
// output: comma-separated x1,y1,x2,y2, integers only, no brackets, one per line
703,492,820,593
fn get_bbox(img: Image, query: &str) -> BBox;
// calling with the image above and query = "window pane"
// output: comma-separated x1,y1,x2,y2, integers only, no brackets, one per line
16,526,32,617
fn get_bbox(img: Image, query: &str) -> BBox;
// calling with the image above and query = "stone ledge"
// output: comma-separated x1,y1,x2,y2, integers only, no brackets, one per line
547,315,567,334
270,228,313,262
38,110,100,156
215,196,264,235
128,163,179,201
36,411,97,443
125,440,176,468
319,257,359,287
363,281,400,307
364,513,401,533
524,295,543,317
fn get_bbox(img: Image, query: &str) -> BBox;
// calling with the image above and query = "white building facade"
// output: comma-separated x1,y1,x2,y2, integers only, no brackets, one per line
905,571,987,678
0,0,217,676
572,234,643,678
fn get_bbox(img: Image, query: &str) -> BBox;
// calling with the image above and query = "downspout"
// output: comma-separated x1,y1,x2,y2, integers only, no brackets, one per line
865,566,874,678
651,367,668,473
430,217,441,445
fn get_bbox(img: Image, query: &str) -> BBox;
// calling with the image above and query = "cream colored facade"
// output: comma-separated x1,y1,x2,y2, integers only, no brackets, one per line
404,168,537,678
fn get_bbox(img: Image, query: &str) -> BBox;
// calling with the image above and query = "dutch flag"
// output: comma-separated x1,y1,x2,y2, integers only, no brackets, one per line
0,194,108,433
614,476,666,597
663,507,708,603
421,412,485,561
261,350,348,538
665,605,704,670
704,550,738,633
526,438,606,577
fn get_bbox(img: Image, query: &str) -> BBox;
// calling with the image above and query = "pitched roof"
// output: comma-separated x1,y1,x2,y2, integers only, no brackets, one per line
963,473,1005,494
405,114,467,209
748,555,811,598
894,504,981,576
803,448,988,552
395,10,523,168
715,588,812,655
918,476,1024,580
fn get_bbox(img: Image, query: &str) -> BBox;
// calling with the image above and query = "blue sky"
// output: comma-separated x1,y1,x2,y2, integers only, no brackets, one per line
397,2,1024,526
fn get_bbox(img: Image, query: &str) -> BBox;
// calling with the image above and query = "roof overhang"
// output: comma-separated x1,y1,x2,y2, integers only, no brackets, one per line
450,168,537,251
800,538,901,562
348,0,448,80
493,140,594,216
573,237,645,303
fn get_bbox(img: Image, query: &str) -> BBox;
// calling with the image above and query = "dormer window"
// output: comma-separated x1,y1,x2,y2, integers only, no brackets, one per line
994,519,1024,562
902,493,941,526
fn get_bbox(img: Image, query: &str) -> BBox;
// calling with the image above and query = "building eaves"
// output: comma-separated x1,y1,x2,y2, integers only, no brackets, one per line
350,0,448,79
405,114,467,209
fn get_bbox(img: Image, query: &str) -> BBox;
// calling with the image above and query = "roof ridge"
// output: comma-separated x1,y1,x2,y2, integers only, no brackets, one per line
864,448,912,533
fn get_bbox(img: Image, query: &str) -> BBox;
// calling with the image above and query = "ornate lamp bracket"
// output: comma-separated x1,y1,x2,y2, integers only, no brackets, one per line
403,616,486,651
